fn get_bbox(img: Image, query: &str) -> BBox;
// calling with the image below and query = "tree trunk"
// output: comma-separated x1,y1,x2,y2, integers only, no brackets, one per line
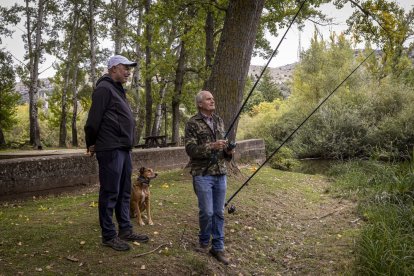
59,5,79,148
28,0,45,149
114,0,127,54
204,1,215,72
172,39,186,145
132,2,143,145
205,0,264,143
144,0,153,137
71,60,80,147
88,0,97,89
0,127,5,147
151,83,167,136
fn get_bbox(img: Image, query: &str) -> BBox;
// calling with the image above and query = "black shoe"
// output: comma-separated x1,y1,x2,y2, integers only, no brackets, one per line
118,230,149,243
102,237,131,251
209,249,229,265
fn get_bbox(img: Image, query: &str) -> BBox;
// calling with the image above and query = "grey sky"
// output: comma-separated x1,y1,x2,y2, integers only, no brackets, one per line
1,0,413,79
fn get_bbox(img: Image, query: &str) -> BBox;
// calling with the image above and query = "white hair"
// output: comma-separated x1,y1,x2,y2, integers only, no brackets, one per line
195,90,211,109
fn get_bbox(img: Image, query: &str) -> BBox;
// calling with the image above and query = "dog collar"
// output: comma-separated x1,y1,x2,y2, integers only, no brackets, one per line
138,176,150,186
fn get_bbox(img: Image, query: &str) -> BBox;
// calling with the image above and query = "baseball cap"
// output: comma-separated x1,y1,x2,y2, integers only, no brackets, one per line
107,55,137,69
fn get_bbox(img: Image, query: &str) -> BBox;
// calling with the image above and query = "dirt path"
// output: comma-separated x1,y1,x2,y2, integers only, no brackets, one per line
207,169,361,275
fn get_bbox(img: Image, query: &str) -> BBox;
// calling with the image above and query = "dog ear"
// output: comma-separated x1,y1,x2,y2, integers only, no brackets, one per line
139,167,146,174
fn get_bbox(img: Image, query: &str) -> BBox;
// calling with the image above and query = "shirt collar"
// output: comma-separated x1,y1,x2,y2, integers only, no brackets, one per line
199,111,213,121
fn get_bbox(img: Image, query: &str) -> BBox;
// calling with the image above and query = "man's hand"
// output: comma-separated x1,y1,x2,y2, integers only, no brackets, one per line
209,140,228,151
86,145,95,157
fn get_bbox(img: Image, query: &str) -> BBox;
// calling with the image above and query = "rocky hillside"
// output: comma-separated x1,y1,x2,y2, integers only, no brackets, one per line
248,63,296,97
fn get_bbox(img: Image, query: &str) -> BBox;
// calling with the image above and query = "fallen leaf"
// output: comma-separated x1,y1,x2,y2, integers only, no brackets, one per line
153,231,159,235
89,201,98,208
141,265,146,270
80,241,86,245
35,268,42,272
133,241,140,246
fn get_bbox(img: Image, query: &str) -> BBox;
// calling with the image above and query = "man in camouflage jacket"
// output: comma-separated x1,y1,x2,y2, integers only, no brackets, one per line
185,90,234,265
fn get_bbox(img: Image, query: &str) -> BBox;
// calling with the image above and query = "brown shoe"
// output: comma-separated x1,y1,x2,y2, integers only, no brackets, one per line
209,249,229,265
195,243,209,253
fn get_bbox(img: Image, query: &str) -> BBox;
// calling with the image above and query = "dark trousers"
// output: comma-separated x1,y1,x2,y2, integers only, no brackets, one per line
96,149,133,241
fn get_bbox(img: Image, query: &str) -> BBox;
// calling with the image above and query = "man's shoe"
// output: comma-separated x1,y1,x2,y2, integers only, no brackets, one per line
209,249,229,265
118,230,149,243
195,243,209,253
102,237,131,251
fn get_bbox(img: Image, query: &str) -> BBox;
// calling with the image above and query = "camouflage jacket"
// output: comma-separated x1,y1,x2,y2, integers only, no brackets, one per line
185,112,232,176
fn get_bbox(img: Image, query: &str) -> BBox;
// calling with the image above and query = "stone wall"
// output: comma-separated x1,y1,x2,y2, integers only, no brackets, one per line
0,139,265,199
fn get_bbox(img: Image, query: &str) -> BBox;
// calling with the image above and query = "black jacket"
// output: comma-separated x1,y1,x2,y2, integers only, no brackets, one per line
84,74,135,151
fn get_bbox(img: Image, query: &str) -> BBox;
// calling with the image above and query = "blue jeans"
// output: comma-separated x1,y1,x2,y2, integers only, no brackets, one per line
96,149,133,241
192,174,227,251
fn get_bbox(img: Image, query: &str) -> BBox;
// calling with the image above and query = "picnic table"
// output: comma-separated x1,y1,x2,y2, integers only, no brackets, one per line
143,135,167,148
135,135,178,149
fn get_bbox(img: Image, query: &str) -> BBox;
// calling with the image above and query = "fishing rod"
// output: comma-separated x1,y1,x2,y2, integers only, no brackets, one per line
224,0,308,140
202,0,308,175
226,49,376,214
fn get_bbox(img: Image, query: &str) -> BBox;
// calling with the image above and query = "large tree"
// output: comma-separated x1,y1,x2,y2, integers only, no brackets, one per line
19,0,60,149
0,51,20,146
205,0,265,143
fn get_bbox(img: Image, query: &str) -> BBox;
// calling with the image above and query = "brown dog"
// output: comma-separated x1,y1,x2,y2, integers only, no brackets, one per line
130,167,158,226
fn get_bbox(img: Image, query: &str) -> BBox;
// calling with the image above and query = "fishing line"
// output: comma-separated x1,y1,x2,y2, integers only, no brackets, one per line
226,49,376,213
224,0,308,139
202,0,309,175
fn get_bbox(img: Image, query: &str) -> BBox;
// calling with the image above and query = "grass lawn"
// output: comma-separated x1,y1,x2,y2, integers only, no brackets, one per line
0,166,360,275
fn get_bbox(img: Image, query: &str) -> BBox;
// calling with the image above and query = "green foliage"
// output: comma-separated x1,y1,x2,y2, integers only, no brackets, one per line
239,32,414,161
0,50,20,132
268,147,300,171
342,0,414,80
4,104,29,146
257,69,282,102
0,4,21,44
328,160,414,275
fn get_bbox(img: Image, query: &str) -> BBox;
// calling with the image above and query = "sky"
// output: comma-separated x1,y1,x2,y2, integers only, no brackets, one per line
1,0,413,80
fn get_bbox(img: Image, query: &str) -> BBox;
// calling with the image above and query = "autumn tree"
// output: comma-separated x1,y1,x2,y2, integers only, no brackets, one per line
339,0,414,80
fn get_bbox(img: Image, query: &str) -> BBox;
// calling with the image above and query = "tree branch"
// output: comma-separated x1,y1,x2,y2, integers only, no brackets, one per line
133,243,169,258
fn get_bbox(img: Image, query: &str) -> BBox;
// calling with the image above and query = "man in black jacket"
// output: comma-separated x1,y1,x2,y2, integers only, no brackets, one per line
84,55,149,251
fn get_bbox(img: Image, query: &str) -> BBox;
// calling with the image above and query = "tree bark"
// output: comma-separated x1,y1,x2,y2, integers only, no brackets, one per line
59,5,79,148
205,0,264,143
151,82,167,136
88,0,97,89
113,0,127,54
71,59,80,147
171,40,186,145
132,2,143,145
144,0,153,137
0,128,5,146
204,1,215,72
27,0,45,149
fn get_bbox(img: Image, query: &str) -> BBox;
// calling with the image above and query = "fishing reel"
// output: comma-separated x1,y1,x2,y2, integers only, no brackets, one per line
227,204,236,214
227,141,237,151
